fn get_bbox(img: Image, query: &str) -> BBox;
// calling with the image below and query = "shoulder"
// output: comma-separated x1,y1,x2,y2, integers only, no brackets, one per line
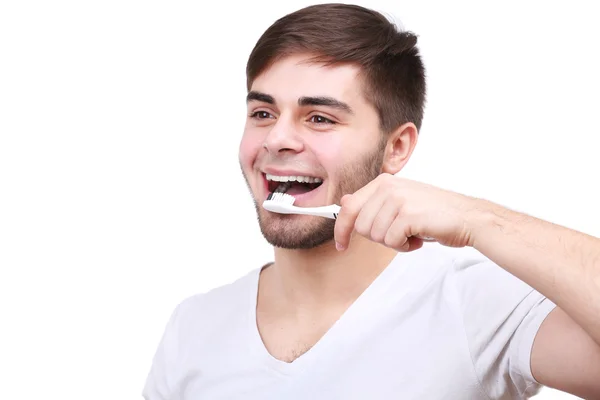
178,266,261,319
398,242,489,269
396,243,491,282
410,243,524,284
401,244,538,312
414,242,491,269
167,265,263,339
443,245,535,297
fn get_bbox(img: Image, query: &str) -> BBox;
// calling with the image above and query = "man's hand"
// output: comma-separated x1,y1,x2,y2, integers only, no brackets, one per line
333,173,482,252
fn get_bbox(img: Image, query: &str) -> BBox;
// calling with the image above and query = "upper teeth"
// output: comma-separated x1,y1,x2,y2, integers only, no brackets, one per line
266,173,322,184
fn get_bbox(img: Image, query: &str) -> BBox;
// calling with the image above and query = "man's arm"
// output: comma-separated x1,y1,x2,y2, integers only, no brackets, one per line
334,174,600,397
469,200,600,397
531,307,600,399
470,200,600,345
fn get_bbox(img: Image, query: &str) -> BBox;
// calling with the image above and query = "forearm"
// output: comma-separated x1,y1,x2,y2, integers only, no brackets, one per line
469,199,600,344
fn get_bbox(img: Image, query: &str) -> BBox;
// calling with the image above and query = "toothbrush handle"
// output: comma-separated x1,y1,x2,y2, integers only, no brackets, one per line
303,204,341,219
330,204,341,220
319,205,436,241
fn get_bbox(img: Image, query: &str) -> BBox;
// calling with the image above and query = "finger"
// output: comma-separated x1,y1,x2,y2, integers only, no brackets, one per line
334,178,385,250
383,214,412,251
367,196,401,244
384,215,426,252
353,188,389,240
333,194,361,251
404,236,425,252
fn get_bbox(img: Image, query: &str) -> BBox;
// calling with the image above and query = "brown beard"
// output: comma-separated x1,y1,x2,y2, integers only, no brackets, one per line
242,138,386,250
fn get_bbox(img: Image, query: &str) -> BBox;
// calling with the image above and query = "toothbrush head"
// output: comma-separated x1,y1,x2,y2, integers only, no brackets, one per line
263,192,297,214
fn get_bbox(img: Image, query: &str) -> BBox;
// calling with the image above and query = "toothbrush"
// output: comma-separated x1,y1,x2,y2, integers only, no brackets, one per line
262,192,436,242
263,192,341,219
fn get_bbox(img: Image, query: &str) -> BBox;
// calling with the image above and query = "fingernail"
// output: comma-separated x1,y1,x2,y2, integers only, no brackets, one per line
335,242,344,251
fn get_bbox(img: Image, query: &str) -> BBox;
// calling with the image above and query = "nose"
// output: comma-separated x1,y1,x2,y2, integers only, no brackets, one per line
262,116,304,155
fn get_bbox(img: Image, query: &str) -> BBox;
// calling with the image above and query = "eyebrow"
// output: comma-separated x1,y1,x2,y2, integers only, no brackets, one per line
246,91,354,115
299,96,354,115
246,91,275,104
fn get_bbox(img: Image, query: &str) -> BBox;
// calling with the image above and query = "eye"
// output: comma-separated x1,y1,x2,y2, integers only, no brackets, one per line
250,111,274,119
309,115,336,124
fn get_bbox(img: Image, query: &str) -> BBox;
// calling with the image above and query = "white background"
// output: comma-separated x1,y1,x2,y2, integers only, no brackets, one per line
0,0,597,399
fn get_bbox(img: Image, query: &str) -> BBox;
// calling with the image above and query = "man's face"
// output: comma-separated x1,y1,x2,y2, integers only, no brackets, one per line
239,54,385,249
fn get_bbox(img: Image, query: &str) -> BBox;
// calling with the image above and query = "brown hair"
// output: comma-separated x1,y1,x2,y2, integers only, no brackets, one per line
246,3,427,133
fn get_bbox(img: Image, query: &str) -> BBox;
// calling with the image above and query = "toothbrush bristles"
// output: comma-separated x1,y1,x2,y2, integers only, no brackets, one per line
267,192,296,204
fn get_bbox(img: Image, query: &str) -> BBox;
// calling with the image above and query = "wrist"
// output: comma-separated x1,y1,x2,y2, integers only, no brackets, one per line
465,198,504,249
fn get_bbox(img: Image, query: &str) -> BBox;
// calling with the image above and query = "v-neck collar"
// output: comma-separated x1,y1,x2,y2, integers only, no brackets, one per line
245,253,409,376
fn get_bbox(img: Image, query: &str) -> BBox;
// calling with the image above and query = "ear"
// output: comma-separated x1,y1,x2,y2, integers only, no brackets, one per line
381,122,419,175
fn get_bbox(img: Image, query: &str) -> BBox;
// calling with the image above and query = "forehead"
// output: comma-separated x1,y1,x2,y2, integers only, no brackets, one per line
250,54,367,106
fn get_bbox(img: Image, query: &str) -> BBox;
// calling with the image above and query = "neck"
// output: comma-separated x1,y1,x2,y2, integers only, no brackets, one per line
264,235,398,311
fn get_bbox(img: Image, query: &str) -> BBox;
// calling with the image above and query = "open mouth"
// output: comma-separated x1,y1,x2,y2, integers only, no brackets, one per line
265,173,324,196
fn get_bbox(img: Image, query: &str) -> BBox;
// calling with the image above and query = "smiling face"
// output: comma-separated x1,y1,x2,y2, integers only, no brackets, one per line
239,54,387,249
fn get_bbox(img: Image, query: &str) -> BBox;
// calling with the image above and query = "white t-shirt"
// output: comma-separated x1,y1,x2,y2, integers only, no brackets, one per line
142,244,556,399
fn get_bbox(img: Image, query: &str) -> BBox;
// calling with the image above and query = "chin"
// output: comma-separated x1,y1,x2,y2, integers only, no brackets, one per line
255,206,336,250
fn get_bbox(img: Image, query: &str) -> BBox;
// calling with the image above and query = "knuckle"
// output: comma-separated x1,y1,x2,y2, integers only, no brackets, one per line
344,201,360,216
383,232,396,248
340,194,351,206
377,173,391,184
391,188,404,202
354,219,370,238
370,227,385,243
384,221,405,248
380,174,398,191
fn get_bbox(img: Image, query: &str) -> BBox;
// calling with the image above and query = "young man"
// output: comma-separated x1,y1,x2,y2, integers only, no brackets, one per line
143,4,600,399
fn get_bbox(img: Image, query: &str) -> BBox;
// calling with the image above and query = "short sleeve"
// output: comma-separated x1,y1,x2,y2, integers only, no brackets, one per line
509,292,557,396
450,253,556,399
142,303,183,400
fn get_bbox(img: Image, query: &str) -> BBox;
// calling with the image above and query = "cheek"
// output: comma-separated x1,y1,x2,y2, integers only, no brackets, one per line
309,134,351,173
238,129,264,169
